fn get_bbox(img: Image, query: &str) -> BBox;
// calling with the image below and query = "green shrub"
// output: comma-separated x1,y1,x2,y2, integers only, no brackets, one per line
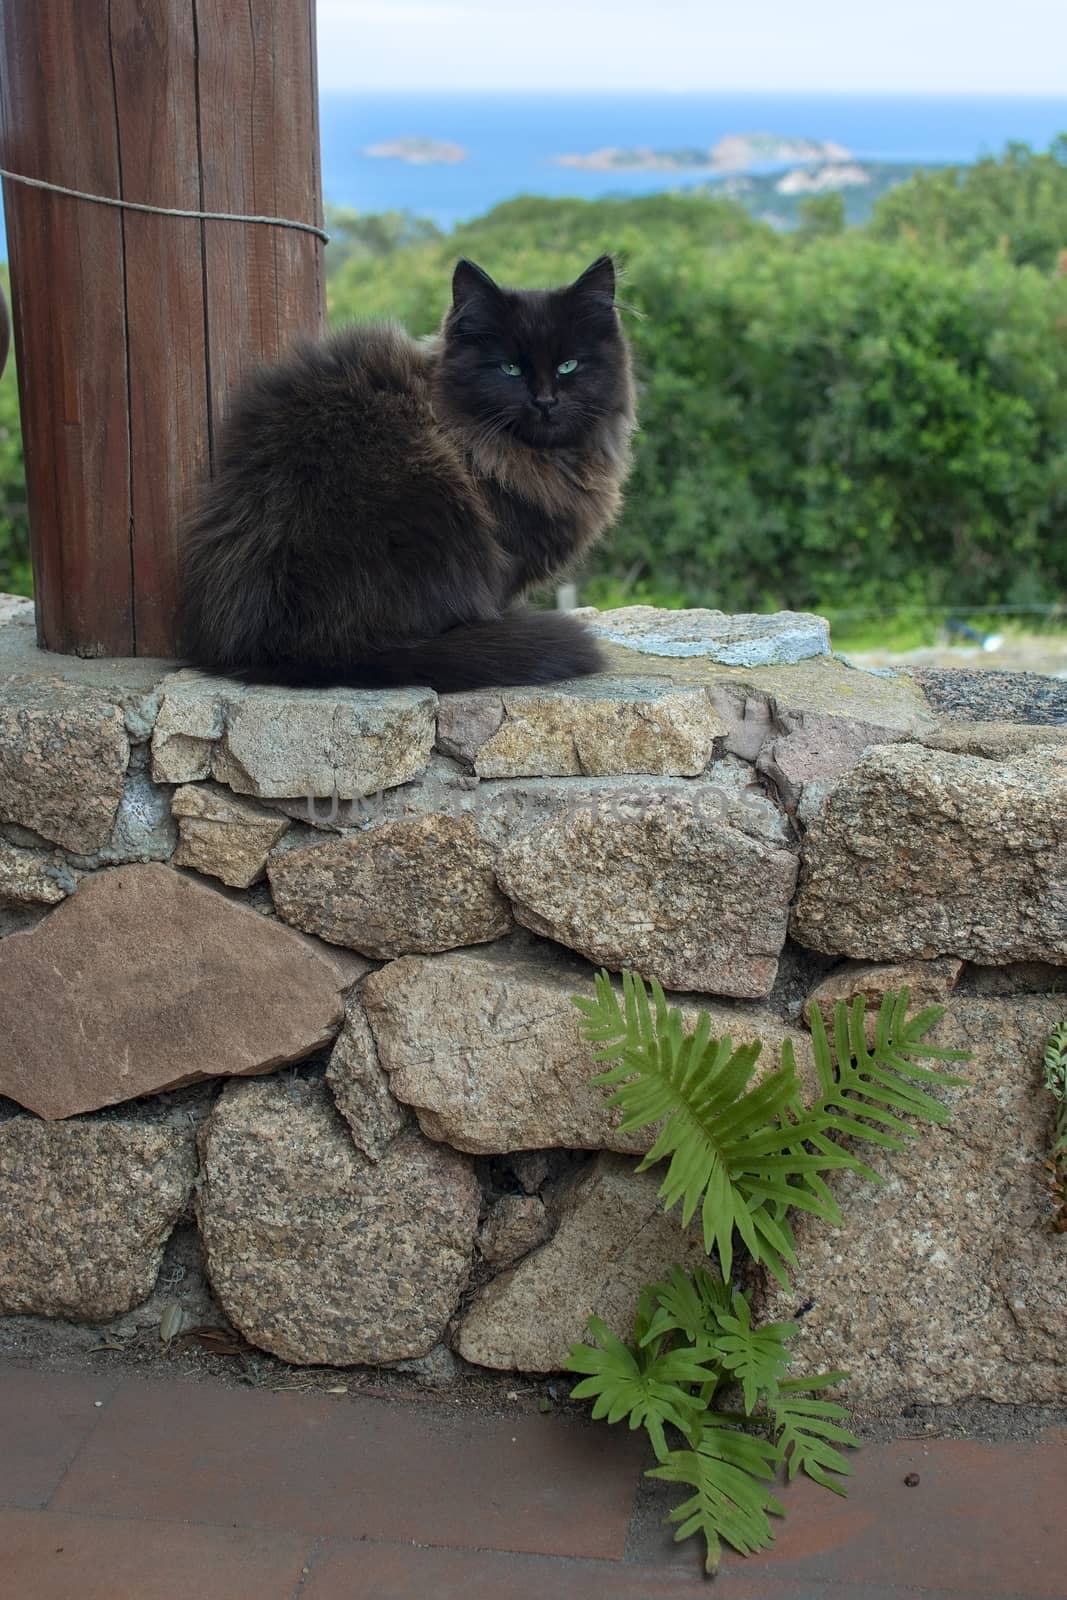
608,237,1067,613
0,354,29,596
869,136,1067,269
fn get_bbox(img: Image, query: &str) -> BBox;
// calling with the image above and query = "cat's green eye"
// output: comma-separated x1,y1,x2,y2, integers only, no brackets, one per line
557,359,579,375
500,362,522,377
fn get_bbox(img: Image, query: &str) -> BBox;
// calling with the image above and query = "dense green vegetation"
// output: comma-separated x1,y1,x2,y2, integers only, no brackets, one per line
0,357,26,596
707,160,932,231
0,268,28,594
3,140,1067,618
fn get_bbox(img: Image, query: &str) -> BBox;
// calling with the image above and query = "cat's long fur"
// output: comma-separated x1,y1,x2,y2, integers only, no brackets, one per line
179,255,635,691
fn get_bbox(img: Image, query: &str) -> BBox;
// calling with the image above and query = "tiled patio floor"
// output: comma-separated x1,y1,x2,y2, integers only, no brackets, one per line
1,1360,1064,1599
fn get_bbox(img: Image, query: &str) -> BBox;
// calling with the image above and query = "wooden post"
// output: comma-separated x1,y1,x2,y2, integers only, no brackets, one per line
0,2,325,658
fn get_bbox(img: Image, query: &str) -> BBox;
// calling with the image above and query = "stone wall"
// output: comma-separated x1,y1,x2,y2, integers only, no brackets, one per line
1,592,1065,1405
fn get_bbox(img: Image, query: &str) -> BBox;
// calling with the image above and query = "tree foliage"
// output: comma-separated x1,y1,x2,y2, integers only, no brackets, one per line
868,136,1067,270
0,354,28,596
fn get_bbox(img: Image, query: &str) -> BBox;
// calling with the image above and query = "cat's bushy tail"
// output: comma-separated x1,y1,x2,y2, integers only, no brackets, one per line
239,610,604,693
360,610,603,691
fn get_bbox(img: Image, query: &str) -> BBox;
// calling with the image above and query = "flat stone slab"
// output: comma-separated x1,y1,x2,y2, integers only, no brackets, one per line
198,1076,480,1365
172,782,289,888
0,1109,197,1320
437,677,726,778
325,994,407,1161
268,814,512,956
577,605,831,666
271,761,791,855
909,666,1067,726
0,593,34,627
151,670,436,800
0,863,348,1118
496,788,798,996
922,721,1067,758
0,839,77,905
803,956,964,1029
601,651,940,737
0,597,171,740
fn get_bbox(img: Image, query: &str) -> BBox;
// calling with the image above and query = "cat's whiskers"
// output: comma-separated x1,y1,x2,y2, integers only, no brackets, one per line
468,413,519,454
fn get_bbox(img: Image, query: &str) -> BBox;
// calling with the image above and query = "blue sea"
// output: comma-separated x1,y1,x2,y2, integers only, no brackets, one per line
1,92,1064,259
320,91,1067,228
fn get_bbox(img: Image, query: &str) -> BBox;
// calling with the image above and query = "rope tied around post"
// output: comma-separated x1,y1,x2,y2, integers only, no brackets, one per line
0,166,330,242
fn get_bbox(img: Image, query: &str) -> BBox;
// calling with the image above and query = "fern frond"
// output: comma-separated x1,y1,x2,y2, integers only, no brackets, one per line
713,1293,795,1415
567,1313,719,1461
574,972,855,1281
638,1264,733,1350
772,1374,860,1494
807,991,969,1153
568,973,971,1573
1042,1022,1067,1229
743,1200,801,1291
649,1421,784,1574
1044,1022,1067,1158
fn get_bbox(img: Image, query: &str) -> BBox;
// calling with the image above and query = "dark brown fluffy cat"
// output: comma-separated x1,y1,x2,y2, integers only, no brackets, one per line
179,255,635,691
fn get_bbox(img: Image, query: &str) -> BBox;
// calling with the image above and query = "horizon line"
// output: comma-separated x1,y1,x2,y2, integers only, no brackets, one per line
318,85,1067,100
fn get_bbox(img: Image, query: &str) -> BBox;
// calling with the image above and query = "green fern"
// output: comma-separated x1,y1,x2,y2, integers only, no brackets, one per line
569,1269,862,1575
771,1375,859,1493
566,971,972,1578
1043,1021,1067,1228
572,970,968,1287
650,1421,785,1574
712,1293,795,1416
567,1304,720,1462
573,970,857,1282
804,992,969,1161
639,1265,732,1348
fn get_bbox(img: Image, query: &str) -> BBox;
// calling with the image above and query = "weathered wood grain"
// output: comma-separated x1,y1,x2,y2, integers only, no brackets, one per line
196,0,325,441
0,2,325,658
111,0,210,657
0,4,134,655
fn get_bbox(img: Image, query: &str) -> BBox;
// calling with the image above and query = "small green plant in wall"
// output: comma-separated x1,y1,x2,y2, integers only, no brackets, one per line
1043,1020,1067,1230
566,972,970,1576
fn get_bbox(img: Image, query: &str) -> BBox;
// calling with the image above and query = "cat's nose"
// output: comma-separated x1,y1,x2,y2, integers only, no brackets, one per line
533,394,559,419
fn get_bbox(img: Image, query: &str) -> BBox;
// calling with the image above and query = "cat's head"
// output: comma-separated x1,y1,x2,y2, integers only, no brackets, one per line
437,256,632,449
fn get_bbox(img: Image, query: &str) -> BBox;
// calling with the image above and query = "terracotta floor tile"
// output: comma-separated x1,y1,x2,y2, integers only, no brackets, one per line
299,1539,984,1600
631,1430,1067,1597
0,1506,312,1600
299,1539,794,1599
0,1363,119,1509
52,1376,643,1560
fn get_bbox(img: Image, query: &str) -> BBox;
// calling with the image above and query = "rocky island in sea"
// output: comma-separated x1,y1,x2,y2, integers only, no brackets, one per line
554,131,851,172
364,136,467,165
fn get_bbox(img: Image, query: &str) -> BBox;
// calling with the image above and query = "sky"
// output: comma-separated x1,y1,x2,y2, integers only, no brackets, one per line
315,0,1067,96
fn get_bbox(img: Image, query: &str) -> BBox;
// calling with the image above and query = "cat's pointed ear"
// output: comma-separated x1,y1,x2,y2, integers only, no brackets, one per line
568,255,616,304
452,258,504,310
